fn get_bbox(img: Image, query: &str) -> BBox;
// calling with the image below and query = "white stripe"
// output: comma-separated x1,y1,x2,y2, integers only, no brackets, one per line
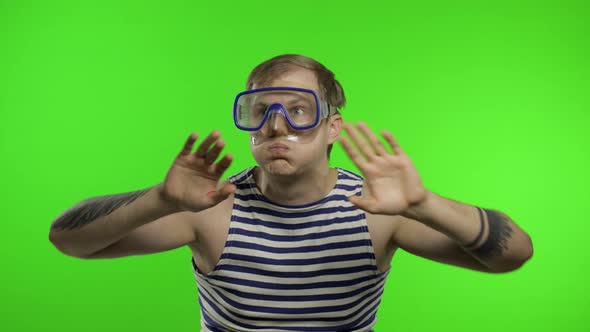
197,271,383,296
228,246,372,261
229,232,372,248
229,216,367,237
216,257,376,273
232,206,363,224
232,195,358,212
197,264,379,285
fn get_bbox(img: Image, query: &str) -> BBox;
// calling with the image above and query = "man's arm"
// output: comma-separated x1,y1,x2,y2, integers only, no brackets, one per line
79,210,202,259
338,122,533,273
49,131,235,259
49,184,186,258
395,191,533,273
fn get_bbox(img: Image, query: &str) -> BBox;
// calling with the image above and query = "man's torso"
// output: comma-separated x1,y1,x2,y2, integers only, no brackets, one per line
187,179,400,277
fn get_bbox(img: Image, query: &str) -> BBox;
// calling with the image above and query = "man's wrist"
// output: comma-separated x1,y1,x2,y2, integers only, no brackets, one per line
401,189,437,222
154,183,185,214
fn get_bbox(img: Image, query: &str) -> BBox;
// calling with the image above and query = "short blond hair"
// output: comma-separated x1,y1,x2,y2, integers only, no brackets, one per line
246,54,346,110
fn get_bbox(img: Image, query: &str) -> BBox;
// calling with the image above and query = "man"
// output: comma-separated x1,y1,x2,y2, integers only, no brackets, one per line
49,54,533,331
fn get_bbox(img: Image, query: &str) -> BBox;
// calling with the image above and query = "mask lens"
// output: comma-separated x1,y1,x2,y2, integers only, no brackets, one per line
236,89,319,130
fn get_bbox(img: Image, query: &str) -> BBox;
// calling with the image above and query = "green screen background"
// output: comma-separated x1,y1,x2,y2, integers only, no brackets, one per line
1,0,588,331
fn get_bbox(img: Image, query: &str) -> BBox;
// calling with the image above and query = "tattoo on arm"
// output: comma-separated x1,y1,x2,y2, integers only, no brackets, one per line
463,208,486,248
51,189,150,231
463,208,514,259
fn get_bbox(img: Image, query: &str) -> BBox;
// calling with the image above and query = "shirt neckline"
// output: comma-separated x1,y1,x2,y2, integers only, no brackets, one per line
245,166,344,211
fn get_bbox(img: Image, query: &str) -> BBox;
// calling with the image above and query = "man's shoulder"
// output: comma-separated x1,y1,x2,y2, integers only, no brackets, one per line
226,166,256,185
335,168,365,191
335,167,364,182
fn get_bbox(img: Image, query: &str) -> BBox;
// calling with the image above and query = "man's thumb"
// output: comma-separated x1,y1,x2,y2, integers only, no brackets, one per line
348,195,371,212
210,184,236,204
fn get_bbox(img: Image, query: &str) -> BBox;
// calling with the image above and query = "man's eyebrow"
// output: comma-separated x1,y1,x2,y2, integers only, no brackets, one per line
258,95,312,104
288,95,312,104
280,95,310,103
253,100,269,107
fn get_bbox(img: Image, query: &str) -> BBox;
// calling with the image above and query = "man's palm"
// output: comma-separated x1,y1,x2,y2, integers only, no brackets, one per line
162,131,235,212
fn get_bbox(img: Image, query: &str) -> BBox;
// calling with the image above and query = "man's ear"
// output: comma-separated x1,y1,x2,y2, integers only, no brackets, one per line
327,114,343,144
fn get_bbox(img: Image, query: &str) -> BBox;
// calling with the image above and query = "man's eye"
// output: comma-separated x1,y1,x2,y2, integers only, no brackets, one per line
254,106,267,114
291,107,307,115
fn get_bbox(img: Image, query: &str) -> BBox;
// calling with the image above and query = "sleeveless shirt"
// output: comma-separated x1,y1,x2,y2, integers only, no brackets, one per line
191,167,390,331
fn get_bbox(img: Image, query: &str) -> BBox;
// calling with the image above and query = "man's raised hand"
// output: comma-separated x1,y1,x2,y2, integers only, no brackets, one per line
160,131,236,212
338,122,427,215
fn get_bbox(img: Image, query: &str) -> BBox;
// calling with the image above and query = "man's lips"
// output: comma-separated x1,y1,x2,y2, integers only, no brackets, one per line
268,142,290,153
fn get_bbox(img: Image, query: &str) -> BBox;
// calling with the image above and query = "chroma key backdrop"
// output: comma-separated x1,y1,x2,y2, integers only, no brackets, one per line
1,1,588,331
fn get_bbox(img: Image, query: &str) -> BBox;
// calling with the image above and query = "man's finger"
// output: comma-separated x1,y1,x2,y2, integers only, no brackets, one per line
204,139,225,164
194,130,221,158
356,123,387,156
212,153,233,176
382,130,404,155
180,132,198,155
343,122,375,160
338,136,368,170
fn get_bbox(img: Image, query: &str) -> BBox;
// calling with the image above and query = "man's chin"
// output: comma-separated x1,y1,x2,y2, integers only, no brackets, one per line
262,159,296,176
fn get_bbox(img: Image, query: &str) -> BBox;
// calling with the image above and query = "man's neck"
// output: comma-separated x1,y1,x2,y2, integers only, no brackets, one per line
254,165,338,206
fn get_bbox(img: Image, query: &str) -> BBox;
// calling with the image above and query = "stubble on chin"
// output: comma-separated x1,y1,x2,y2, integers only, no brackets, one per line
262,159,295,176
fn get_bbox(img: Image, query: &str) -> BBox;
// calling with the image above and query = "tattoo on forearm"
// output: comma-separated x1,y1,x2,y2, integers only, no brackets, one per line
51,189,150,231
463,208,486,248
464,208,514,259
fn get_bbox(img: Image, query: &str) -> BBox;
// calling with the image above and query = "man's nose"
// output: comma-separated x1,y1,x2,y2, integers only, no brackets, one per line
264,105,290,136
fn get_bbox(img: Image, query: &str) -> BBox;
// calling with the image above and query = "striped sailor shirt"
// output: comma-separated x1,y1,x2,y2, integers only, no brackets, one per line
191,167,390,331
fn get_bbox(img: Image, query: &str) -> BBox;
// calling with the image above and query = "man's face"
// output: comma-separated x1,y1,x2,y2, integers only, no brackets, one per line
249,68,341,176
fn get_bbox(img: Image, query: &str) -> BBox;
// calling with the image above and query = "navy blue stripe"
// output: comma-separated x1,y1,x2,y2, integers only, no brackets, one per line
234,193,351,206
221,252,375,266
235,182,257,190
234,193,268,204
229,239,372,254
203,318,227,332
222,281,379,302
235,182,360,193
334,183,362,191
233,203,360,219
230,167,362,185
199,292,230,332
214,263,377,278
338,170,364,181
208,281,385,315
202,318,227,332
344,301,380,331
208,274,378,290
230,226,367,242
232,214,364,230
199,287,263,330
